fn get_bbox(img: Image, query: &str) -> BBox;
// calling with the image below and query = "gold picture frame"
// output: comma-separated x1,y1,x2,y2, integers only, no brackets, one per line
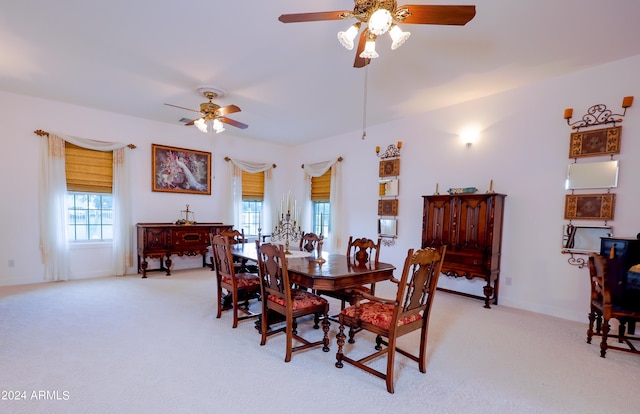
152,144,211,195
379,159,400,177
378,199,399,216
564,193,616,220
569,126,621,158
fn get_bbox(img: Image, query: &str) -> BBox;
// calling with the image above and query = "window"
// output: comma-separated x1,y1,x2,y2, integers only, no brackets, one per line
241,170,264,236
65,143,113,241
311,169,331,236
67,193,113,241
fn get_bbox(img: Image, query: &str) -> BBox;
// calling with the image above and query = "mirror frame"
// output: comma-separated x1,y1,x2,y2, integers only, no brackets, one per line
565,160,619,190
378,218,397,237
379,178,399,197
562,225,612,253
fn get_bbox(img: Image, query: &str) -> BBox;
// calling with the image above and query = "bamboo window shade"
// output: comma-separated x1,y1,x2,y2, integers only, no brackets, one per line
65,142,113,193
242,170,264,200
311,169,331,202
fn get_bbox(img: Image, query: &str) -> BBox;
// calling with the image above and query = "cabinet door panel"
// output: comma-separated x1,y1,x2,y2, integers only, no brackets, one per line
422,197,451,247
457,196,489,251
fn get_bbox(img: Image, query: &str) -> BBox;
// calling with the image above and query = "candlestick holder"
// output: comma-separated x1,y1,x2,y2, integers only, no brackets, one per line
272,210,302,255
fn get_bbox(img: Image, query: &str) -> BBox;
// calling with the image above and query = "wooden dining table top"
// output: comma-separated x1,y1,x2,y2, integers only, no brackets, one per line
230,242,396,292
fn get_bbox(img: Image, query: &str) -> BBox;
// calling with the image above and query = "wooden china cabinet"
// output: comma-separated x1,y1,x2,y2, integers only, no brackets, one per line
421,193,506,308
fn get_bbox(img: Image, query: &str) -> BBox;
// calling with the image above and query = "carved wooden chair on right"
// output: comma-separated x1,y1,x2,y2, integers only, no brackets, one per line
210,234,261,328
335,246,446,394
256,242,331,362
587,253,640,357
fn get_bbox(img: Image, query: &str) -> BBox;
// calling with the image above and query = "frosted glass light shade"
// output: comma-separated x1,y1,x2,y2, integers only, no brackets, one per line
194,118,208,133
368,9,392,35
389,25,411,50
337,22,361,50
359,38,379,59
212,119,225,133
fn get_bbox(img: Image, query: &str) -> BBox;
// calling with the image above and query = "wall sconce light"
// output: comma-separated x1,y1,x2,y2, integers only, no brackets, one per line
460,129,479,147
376,141,402,158
564,96,633,130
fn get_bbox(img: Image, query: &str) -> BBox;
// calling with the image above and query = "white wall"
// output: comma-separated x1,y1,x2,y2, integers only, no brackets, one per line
1,55,639,323
0,91,294,285
293,54,640,322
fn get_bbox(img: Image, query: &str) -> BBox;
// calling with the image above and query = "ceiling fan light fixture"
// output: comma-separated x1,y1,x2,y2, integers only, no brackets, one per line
359,36,379,59
368,8,392,36
212,119,225,134
337,22,361,50
389,24,411,50
194,118,208,133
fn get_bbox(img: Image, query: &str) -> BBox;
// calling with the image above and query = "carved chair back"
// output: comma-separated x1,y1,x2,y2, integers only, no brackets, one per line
346,236,381,266
300,232,322,253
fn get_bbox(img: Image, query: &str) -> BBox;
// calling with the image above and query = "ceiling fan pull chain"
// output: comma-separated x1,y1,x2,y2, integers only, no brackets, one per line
362,66,368,140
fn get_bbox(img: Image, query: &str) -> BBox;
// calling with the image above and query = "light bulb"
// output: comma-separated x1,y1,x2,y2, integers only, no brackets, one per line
359,37,378,59
368,9,392,35
389,24,410,50
337,22,361,50
194,118,208,133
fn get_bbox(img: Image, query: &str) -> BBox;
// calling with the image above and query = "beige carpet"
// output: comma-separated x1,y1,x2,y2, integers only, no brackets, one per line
1,269,640,414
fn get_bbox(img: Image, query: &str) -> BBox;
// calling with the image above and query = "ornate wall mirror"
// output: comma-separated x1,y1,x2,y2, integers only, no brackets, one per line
565,160,619,190
562,225,612,253
379,178,399,197
378,218,397,237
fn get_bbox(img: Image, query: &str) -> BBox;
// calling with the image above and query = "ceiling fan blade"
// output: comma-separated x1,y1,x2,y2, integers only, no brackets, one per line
353,31,371,68
215,104,241,116
219,117,248,129
279,11,349,23
397,5,476,25
184,118,200,126
164,103,202,114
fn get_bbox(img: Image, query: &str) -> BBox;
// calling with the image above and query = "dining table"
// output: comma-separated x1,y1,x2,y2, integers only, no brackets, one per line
229,242,396,293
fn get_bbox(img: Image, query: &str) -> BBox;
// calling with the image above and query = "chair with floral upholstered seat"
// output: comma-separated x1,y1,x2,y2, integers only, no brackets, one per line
256,242,331,362
335,246,446,394
210,234,261,328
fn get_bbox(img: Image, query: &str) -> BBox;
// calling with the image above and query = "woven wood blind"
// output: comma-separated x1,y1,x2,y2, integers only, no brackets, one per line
242,170,264,200
311,169,331,202
65,142,113,193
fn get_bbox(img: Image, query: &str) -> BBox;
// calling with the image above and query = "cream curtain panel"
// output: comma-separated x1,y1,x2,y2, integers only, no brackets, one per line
302,158,342,252
226,158,274,236
39,133,133,281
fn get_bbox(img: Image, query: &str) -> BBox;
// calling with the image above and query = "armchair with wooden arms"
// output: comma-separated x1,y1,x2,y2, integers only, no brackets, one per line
210,234,261,328
256,242,331,362
587,253,640,357
317,236,381,310
335,246,446,394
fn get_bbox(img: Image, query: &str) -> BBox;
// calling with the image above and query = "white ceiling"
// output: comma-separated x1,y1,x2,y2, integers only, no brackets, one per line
1,1,640,145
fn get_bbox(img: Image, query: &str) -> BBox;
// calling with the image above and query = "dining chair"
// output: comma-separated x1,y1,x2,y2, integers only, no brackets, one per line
210,234,261,328
335,246,446,394
299,232,322,253
256,242,330,362
587,253,640,357
318,236,382,311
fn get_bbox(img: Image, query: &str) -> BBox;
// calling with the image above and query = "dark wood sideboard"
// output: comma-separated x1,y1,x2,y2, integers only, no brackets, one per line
422,193,506,308
136,222,232,278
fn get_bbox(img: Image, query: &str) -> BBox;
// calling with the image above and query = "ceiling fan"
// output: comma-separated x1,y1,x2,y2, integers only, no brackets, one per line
164,87,248,133
279,1,476,68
